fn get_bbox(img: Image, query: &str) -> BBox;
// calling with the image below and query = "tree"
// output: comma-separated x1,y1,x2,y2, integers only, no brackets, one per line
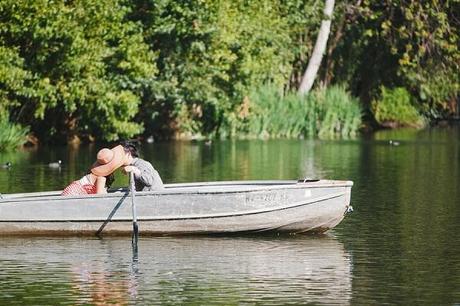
0,0,157,143
298,0,335,95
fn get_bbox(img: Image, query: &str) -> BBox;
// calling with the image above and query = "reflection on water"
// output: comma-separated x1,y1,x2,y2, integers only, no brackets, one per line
0,139,355,193
0,236,351,305
1,125,460,304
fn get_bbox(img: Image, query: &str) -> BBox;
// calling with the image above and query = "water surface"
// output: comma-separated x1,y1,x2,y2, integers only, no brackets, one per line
0,126,459,304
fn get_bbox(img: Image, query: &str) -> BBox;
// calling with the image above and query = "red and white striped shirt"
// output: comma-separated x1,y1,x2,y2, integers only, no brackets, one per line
61,175,97,196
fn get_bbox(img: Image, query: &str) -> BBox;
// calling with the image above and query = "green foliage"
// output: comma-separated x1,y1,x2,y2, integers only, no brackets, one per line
0,0,157,142
0,0,458,142
415,67,460,119
225,85,362,139
372,87,425,128
329,0,459,116
316,85,363,138
129,0,321,138
0,116,29,152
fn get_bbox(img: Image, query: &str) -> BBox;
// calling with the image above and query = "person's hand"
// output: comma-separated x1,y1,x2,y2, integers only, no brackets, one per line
123,166,141,176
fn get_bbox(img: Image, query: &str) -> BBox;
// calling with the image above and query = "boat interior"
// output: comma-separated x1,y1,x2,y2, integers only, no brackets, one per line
0,180,350,200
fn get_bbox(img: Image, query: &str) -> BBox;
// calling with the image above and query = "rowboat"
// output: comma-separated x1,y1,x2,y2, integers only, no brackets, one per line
0,180,353,236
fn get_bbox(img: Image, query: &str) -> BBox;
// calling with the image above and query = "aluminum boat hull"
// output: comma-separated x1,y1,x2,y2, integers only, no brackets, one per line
0,180,353,236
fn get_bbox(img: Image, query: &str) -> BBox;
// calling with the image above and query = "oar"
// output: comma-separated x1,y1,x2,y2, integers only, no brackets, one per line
130,172,139,248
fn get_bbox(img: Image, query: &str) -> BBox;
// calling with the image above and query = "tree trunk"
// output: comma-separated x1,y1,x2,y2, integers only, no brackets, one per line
298,0,335,95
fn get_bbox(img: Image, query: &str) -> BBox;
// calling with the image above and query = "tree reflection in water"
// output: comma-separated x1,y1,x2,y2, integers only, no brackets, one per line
0,236,351,305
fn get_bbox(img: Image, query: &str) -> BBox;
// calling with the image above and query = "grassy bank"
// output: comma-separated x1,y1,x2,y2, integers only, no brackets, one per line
0,118,29,152
225,85,362,139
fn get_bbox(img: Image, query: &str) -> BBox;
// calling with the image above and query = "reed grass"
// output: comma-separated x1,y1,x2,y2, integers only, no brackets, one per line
239,85,362,139
0,119,29,152
372,87,425,128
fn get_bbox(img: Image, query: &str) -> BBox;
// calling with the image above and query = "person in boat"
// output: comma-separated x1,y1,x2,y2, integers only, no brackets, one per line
61,147,124,196
119,140,164,191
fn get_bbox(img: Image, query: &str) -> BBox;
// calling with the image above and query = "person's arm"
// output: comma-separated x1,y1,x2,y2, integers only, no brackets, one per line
95,176,107,194
124,164,154,187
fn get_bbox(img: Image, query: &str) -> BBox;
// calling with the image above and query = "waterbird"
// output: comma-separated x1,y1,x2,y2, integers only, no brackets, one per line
389,140,400,146
1,162,12,169
146,136,155,144
48,160,62,168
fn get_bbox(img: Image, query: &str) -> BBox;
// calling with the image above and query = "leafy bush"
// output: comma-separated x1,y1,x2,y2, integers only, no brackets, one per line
0,118,29,152
0,0,157,142
329,1,459,119
225,85,362,139
372,87,425,128
415,68,460,119
130,0,321,138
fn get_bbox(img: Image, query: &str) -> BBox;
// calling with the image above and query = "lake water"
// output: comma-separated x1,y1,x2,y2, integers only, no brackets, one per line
0,126,459,305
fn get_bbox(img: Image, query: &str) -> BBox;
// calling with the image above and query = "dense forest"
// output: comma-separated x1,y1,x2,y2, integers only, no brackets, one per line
0,0,458,147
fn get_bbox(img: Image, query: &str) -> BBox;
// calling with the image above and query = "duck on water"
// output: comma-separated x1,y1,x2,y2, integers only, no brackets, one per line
48,160,62,168
1,162,12,169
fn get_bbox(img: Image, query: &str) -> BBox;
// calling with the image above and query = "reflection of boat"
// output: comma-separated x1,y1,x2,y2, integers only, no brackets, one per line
0,180,353,236
0,236,352,305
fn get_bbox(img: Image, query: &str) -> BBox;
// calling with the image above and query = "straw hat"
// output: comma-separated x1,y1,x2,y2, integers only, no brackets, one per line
91,145,126,176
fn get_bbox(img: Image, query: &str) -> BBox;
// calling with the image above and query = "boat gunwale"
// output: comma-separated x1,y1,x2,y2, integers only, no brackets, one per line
0,180,353,203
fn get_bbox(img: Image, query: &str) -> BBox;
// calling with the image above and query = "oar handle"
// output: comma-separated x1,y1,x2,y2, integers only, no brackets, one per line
130,172,139,245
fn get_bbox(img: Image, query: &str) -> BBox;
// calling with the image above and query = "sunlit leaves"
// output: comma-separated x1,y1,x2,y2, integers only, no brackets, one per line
0,0,157,142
